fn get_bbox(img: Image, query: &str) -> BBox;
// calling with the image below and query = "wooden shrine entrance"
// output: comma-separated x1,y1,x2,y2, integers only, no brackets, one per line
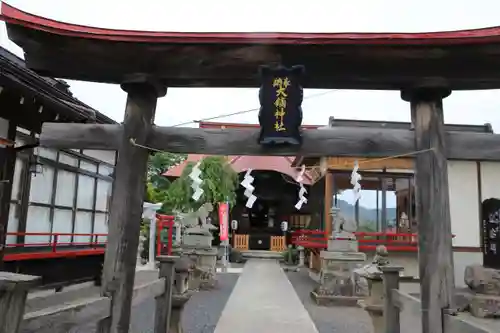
4,3,500,332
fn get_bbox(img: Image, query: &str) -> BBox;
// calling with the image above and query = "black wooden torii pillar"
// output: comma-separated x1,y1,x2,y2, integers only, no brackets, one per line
98,75,167,331
403,87,455,332
6,3,500,332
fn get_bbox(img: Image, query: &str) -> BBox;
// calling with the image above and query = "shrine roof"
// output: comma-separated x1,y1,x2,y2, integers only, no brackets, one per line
165,154,312,185
4,3,500,89
0,46,116,131
164,122,314,183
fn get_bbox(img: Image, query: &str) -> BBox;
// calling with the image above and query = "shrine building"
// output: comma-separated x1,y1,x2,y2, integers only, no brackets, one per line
0,46,115,286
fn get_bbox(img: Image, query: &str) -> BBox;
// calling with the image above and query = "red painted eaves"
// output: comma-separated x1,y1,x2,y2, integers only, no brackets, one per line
3,2,500,45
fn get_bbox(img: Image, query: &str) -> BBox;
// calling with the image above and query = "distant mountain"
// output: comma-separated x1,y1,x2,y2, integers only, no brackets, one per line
336,199,397,229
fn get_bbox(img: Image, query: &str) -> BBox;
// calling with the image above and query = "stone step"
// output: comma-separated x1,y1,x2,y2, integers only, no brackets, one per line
240,250,283,260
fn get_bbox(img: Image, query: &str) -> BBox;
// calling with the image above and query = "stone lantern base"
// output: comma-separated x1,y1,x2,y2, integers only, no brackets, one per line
310,247,366,306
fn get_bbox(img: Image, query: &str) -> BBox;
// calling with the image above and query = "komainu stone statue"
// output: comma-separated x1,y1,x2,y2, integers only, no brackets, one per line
331,206,357,240
353,245,390,297
175,203,218,290
179,203,217,249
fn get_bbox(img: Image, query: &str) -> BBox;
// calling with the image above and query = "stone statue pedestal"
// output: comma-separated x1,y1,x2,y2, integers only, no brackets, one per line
179,247,218,290
327,238,359,252
311,206,367,306
465,265,500,318
311,243,366,307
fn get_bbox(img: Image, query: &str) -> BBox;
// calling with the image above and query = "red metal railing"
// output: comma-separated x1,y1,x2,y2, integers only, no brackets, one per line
4,214,176,262
156,214,175,256
4,232,107,261
290,229,456,252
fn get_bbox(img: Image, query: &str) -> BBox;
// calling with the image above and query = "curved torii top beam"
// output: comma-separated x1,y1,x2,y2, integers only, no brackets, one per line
3,2,500,90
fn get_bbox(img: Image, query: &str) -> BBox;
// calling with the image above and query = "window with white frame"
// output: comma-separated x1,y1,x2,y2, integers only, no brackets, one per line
8,130,116,248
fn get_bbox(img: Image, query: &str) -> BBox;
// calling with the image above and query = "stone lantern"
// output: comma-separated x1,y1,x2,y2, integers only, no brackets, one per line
297,245,305,267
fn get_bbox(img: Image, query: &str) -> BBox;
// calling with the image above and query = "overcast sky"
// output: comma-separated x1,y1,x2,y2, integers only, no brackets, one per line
2,0,500,209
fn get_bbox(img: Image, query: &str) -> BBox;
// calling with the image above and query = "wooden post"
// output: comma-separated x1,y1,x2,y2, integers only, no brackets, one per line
98,75,166,333
381,177,387,232
0,272,40,333
376,189,380,231
381,266,404,333
154,256,178,333
324,171,333,236
0,122,17,266
402,87,455,333
354,200,360,228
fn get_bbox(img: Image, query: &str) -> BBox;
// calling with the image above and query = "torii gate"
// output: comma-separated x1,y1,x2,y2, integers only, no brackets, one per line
4,3,500,332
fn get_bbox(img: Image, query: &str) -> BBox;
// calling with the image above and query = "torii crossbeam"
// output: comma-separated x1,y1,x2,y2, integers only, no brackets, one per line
40,122,500,160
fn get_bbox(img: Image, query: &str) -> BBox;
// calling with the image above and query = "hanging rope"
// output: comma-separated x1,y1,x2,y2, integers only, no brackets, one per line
323,148,435,171
130,128,434,166
129,138,164,153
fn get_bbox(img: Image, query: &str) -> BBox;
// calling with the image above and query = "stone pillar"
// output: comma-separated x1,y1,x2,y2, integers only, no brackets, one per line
358,269,384,333
356,247,402,333
0,272,40,332
169,256,194,333
402,87,455,333
154,256,178,333
297,246,305,267
98,75,167,332
382,266,404,333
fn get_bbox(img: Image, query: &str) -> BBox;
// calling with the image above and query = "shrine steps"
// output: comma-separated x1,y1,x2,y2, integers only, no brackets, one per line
240,250,283,260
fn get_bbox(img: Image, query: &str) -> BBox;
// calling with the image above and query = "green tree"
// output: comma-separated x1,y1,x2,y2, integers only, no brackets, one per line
148,152,186,188
161,156,238,214
145,152,186,203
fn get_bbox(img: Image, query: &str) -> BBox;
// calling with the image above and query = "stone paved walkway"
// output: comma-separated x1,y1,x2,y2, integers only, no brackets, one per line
214,259,318,333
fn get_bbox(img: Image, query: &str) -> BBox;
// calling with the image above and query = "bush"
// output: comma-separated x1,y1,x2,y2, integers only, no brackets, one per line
281,247,298,264
229,247,243,263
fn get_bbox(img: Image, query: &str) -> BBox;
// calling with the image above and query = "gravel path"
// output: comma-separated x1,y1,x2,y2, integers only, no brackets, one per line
22,271,240,333
286,268,424,333
286,269,374,333
181,273,240,333
128,273,240,333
